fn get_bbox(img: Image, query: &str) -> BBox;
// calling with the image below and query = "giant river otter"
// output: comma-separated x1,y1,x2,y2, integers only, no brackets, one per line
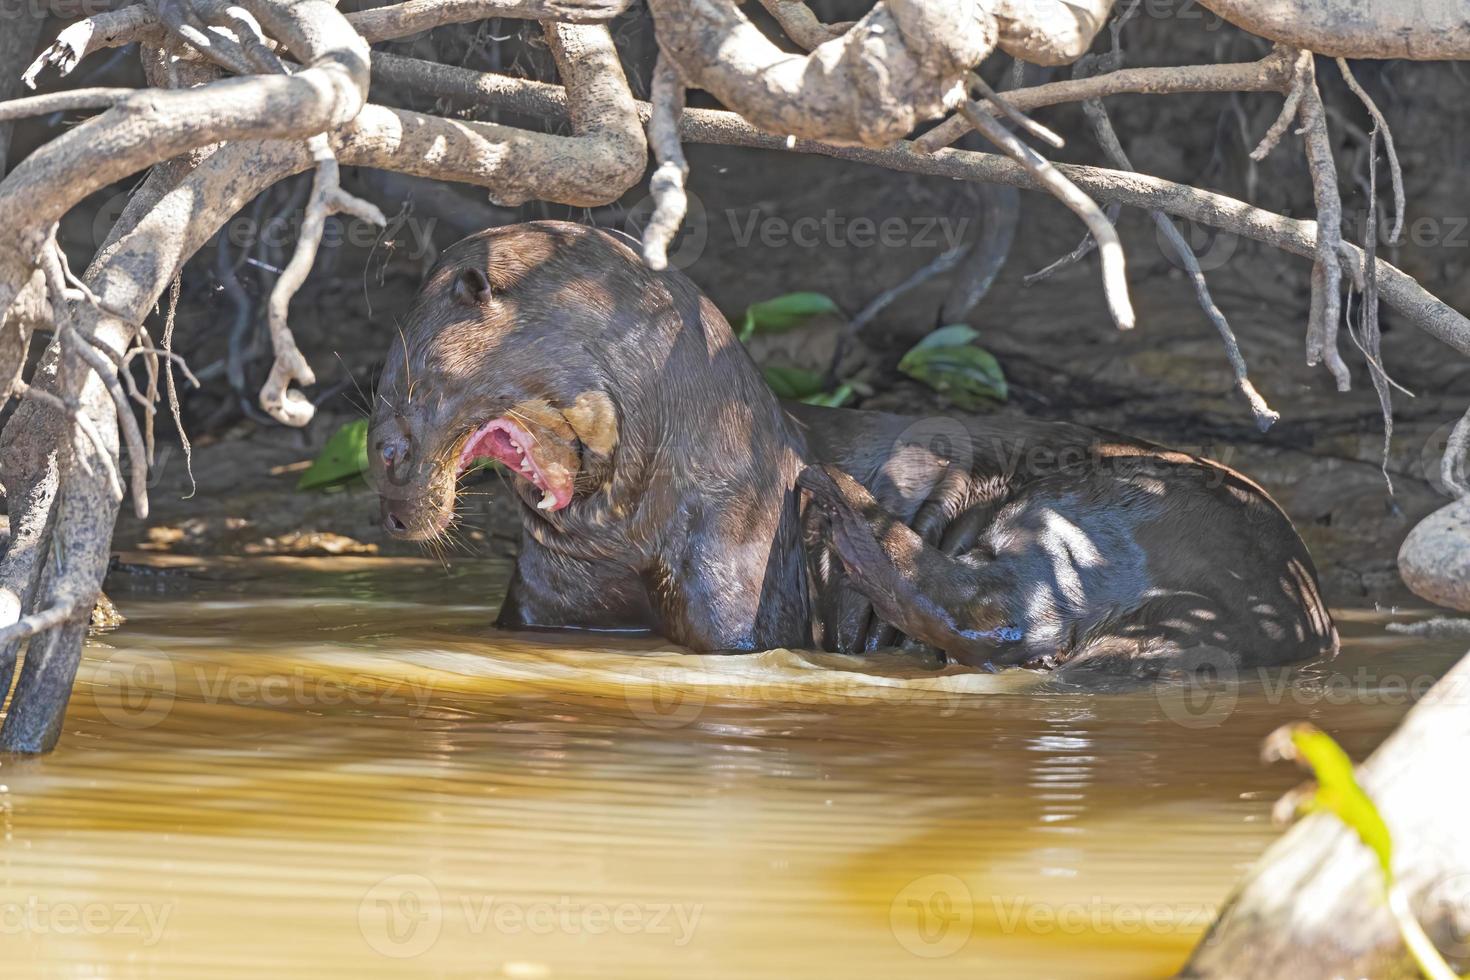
368,221,1337,672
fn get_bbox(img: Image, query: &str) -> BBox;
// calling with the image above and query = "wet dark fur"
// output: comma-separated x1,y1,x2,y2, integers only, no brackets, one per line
370,221,1337,672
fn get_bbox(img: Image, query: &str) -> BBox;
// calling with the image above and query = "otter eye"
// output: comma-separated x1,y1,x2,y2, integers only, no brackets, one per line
379,437,410,471
452,267,493,307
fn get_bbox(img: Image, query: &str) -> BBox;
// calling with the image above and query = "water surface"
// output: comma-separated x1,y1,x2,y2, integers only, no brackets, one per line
0,555,1460,978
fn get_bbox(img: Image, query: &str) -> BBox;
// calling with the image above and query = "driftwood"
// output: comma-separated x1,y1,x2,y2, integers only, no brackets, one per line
1182,650,1470,978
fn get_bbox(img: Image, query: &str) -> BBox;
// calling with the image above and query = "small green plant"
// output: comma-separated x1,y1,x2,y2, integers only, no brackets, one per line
897,324,1007,408
761,365,855,407
1266,723,1463,980
735,291,855,406
736,291,841,341
296,418,370,491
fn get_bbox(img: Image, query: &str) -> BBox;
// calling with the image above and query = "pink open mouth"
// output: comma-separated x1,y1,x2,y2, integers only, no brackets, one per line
457,417,574,512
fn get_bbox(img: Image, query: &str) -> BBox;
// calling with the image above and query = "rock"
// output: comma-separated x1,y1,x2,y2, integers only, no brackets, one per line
1399,496,1470,611
90,591,125,630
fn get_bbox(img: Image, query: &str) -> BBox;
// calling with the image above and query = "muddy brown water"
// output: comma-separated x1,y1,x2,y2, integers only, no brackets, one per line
0,555,1460,978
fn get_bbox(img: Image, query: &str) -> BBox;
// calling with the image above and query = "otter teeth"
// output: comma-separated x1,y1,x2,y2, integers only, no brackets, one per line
536,491,555,511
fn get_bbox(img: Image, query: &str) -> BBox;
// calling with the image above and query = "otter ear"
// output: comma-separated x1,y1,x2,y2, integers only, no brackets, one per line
452,267,493,307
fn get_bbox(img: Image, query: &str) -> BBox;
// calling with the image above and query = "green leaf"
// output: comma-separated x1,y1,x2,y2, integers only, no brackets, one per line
1266,723,1467,980
763,365,827,400
898,327,1007,408
802,383,855,408
1269,723,1394,878
297,418,370,491
909,323,980,352
739,292,840,341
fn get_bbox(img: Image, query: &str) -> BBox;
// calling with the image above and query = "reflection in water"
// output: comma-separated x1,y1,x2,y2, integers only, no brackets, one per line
0,555,1460,978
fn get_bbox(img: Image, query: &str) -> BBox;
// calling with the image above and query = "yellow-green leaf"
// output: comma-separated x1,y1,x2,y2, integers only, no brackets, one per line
297,419,370,492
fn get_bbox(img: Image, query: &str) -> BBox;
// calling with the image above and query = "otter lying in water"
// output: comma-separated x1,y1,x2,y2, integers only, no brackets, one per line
369,221,1336,671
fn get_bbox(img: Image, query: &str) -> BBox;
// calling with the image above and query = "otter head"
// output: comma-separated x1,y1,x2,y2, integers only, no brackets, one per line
369,223,626,541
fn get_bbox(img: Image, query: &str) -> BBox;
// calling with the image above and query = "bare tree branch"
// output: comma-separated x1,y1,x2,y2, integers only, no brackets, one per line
388,51,1470,357
1297,57,1351,392
957,99,1134,330
641,54,689,271
916,45,1296,154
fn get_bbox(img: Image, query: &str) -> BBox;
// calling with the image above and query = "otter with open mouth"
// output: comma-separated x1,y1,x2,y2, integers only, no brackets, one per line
369,221,1337,671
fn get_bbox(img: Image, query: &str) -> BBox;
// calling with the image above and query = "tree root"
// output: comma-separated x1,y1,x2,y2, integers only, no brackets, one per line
1296,55,1351,392
646,0,995,147
1083,95,1277,429
1248,47,1311,161
1443,404,1470,500
957,99,1134,330
387,50,1470,358
1336,58,1404,245
641,55,689,271
916,45,1296,154
262,135,385,427
939,184,1018,323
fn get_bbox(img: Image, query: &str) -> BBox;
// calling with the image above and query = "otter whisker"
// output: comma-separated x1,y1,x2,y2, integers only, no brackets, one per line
396,321,416,406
